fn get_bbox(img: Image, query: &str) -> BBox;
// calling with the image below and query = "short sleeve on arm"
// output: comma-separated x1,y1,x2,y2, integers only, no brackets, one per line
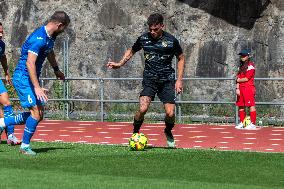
245,67,255,80
28,37,45,56
131,36,142,53
173,38,183,57
0,41,5,57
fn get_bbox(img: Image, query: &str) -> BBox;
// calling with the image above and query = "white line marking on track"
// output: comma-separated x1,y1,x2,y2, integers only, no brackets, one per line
14,129,22,131
150,139,158,141
193,146,202,148
37,126,45,128
243,143,254,145
188,131,203,133
33,139,42,141
84,136,93,138
39,134,48,136
100,142,109,144
211,128,225,130
190,136,208,138
222,137,234,139
220,132,231,134
107,128,121,130
270,134,282,136
122,133,133,135
107,125,127,127
243,148,251,150
77,141,87,143
181,126,197,129
147,134,160,136
242,133,256,135
65,127,85,129
38,130,53,132
173,135,183,137
245,138,257,140
59,135,70,137
272,130,284,132
218,142,229,144
271,144,280,146
219,147,229,149
140,129,151,131
104,137,112,139
269,139,283,141
265,149,275,151
99,132,109,134
194,141,203,143
121,143,129,145
71,131,85,133
79,123,93,126
60,130,68,132
54,140,63,142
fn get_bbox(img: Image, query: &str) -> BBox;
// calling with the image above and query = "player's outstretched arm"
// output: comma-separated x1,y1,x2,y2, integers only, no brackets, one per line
107,48,135,69
47,50,65,80
0,54,12,85
26,52,48,102
175,53,185,93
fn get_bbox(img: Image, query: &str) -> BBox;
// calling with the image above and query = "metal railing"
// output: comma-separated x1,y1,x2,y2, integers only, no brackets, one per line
8,77,281,124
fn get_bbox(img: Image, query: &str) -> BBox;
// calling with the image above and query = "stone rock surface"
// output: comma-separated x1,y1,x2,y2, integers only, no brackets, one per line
0,0,283,115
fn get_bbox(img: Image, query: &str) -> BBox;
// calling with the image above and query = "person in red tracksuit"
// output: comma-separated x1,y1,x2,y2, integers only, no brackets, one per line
235,49,257,129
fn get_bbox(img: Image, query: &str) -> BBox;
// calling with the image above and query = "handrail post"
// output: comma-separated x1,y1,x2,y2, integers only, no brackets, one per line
100,79,104,122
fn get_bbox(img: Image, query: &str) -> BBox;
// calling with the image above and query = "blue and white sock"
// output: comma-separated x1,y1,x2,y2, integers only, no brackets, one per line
4,105,15,136
4,112,31,126
22,116,39,145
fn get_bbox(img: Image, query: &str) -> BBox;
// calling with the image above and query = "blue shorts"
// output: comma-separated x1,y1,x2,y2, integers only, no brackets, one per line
0,80,8,94
13,72,45,108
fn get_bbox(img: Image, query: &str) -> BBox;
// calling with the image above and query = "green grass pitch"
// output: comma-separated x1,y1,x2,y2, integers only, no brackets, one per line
0,142,283,189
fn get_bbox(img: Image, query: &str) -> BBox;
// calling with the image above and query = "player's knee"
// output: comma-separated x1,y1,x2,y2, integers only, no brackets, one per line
1,99,11,106
165,110,175,118
30,111,41,121
139,107,148,115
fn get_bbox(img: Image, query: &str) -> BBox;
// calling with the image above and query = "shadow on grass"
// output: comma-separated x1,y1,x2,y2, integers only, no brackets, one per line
146,146,177,150
1,141,8,145
33,147,73,154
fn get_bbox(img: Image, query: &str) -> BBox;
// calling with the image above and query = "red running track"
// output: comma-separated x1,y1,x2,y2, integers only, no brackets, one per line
2,120,284,153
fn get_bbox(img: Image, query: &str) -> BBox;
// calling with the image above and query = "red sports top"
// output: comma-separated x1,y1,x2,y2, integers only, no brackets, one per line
237,61,255,87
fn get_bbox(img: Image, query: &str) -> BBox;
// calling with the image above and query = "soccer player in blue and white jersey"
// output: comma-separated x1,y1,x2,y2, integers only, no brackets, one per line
0,22,21,145
0,11,70,155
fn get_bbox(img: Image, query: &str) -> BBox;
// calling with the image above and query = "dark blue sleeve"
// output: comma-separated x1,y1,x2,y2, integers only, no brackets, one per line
131,36,142,53
173,38,183,57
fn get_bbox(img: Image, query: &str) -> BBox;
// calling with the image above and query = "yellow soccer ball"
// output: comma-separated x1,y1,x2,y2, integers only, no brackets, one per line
129,133,148,151
242,116,251,127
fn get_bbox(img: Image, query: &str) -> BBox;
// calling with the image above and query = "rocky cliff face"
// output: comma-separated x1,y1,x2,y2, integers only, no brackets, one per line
0,0,283,114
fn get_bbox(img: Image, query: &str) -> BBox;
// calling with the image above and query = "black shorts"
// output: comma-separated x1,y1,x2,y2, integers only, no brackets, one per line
140,78,175,104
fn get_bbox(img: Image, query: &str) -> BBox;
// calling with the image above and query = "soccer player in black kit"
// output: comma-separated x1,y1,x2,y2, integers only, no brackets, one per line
107,13,185,148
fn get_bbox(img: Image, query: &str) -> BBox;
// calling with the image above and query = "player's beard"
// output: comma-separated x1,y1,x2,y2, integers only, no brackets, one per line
53,30,64,38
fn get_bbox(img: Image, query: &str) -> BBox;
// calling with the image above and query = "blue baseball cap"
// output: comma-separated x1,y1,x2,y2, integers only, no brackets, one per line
238,49,251,56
